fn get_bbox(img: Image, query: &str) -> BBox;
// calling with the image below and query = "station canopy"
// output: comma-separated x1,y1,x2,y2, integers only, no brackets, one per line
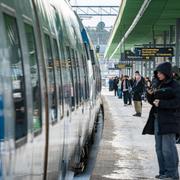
105,0,180,59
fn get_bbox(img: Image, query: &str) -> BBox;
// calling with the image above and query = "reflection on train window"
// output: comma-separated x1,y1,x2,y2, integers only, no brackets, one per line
82,55,89,100
66,46,75,109
3,14,27,140
52,39,64,118
75,51,82,103
24,23,42,132
44,34,57,123
60,46,70,102
71,49,79,106
84,43,89,60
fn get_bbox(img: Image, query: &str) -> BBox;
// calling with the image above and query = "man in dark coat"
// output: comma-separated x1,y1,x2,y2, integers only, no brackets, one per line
132,71,145,117
121,75,131,106
108,77,114,91
113,77,119,96
142,62,180,179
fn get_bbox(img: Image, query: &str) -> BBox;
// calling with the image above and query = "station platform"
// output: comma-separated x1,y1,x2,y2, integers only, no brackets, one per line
91,88,180,180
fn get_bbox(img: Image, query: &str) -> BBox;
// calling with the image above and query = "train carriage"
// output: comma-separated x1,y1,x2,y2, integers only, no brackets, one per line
0,0,102,179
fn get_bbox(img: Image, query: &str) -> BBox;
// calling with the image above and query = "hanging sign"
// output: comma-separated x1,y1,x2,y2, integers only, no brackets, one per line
135,47,174,57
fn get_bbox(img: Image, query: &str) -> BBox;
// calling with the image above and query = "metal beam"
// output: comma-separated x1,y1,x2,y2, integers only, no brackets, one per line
72,6,119,17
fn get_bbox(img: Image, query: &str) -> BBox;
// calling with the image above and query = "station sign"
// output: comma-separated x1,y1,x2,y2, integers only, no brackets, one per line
124,50,153,61
125,50,137,59
109,63,132,70
134,47,174,57
115,63,126,69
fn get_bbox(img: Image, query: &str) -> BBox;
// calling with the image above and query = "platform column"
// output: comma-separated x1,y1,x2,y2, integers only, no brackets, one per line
169,25,174,63
175,19,180,67
163,31,167,62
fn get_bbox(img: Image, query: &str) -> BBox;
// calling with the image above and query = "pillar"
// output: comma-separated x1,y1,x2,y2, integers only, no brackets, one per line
175,19,180,67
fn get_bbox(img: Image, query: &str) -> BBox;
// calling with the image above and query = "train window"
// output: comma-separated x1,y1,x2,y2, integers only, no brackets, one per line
44,34,57,123
90,50,95,65
24,23,42,133
52,39,64,118
66,46,75,109
75,51,82,103
84,43,90,60
90,50,96,80
71,49,79,106
3,14,27,141
82,55,89,100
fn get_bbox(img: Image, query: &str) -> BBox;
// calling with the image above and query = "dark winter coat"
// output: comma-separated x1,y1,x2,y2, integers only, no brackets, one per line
113,78,119,90
142,62,180,135
121,79,131,92
132,77,144,101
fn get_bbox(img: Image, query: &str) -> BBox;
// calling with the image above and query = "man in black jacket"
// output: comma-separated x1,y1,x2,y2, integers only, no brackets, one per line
121,75,131,106
142,62,180,180
132,71,145,117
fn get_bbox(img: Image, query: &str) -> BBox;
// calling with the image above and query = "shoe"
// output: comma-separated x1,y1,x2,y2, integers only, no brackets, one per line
155,174,179,179
133,113,138,116
155,175,167,179
155,175,161,179
155,175,164,179
124,104,128,106
136,113,141,117
133,113,141,117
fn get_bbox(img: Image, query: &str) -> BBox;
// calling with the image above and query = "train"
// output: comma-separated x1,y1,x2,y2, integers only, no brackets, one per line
0,0,102,179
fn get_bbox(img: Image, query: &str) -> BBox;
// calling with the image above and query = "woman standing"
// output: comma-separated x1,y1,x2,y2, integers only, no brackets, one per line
143,62,180,179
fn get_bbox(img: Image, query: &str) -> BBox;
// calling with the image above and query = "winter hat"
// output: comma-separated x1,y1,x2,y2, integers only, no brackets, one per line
155,62,172,78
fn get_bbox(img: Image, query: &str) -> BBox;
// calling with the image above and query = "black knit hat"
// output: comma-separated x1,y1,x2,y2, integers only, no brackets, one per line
155,62,172,78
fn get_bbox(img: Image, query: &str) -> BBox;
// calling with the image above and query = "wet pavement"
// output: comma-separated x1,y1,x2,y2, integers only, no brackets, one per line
91,88,180,180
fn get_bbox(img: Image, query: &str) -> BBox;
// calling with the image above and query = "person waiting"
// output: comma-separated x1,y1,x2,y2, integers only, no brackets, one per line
132,71,145,117
121,75,131,106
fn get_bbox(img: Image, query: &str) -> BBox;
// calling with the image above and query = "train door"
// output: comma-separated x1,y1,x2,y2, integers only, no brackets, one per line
24,23,42,136
31,1,52,179
43,33,59,179
49,4,71,173
79,54,90,145
23,20,46,180
44,35,65,179
58,45,71,179
51,38,65,179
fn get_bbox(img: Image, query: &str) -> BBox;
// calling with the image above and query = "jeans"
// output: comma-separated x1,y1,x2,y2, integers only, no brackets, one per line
117,88,122,98
154,115,179,178
128,92,132,104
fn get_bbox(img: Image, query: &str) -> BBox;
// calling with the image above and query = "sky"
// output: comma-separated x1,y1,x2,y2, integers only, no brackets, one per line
70,0,121,28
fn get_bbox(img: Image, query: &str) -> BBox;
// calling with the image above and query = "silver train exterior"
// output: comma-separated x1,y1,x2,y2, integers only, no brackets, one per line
0,0,102,179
